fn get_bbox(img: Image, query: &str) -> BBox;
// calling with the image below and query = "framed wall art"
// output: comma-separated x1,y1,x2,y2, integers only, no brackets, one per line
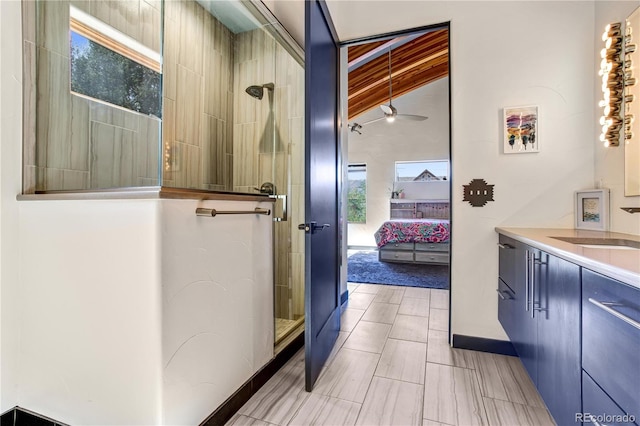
504,105,539,154
575,189,609,231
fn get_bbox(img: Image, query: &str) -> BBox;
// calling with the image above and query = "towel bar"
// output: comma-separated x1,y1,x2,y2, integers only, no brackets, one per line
195,207,271,217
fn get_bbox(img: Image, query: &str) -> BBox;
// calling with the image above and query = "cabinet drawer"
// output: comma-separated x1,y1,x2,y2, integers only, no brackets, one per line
381,242,414,251
497,278,517,341
582,269,640,421
498,235,518,288
416,242,449,252
380,250,414,262
582,371,636,426
414,252,449,264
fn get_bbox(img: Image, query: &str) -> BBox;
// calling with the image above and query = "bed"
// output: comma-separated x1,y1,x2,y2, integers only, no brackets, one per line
375,219,450,264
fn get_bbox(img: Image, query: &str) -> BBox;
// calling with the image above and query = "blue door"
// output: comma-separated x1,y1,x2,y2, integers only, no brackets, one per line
303,0,340,391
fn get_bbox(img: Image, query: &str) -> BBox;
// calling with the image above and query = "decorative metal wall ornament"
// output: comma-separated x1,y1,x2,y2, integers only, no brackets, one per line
463,179,495,207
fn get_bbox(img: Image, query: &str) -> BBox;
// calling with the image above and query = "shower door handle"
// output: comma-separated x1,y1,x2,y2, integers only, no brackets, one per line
270,194,287,222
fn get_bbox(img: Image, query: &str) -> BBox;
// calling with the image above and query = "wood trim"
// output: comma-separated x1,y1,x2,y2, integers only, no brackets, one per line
70,18,161,73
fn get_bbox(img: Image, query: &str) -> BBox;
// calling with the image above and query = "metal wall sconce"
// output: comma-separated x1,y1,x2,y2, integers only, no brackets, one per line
600,22,637,147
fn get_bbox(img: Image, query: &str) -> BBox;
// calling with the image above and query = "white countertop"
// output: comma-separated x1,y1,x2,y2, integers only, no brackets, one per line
495,227,640,289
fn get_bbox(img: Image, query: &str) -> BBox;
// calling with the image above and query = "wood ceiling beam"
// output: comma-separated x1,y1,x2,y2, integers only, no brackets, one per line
347,28,449,121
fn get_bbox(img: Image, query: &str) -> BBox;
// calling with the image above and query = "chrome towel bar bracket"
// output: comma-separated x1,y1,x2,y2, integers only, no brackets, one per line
195,207,271,217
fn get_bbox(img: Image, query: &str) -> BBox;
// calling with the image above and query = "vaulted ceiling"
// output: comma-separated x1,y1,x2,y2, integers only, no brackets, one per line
348,29,449,120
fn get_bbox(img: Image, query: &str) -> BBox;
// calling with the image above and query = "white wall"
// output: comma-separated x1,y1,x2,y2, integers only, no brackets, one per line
0,0,23,412
161,199,273,425
348,78,450,247
594,1,640,235
18,200,163,425
328,1,596,340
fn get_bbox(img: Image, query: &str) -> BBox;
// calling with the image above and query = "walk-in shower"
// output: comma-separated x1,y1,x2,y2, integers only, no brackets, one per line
245,83,275,100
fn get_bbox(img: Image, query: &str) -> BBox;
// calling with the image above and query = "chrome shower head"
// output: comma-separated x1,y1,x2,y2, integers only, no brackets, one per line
245,83,274,100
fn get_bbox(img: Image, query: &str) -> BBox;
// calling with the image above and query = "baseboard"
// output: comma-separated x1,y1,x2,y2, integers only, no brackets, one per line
452,334,517,356
340,289,349,306
201,331,304,426
0,406,67,426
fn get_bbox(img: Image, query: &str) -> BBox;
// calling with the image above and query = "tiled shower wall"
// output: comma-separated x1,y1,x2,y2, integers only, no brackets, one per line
233,29,304,320
26,0,162,192
162,0,234,190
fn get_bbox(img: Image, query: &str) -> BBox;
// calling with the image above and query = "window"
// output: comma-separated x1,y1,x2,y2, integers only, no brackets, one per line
395,160,449,182
69,6,162,118
347,164,367,223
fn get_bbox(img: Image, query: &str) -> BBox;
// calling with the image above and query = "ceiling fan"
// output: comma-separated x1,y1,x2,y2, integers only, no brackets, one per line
349,49,428,133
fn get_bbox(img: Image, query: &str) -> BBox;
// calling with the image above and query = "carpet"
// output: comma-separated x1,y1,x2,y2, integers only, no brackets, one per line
347,251,449,289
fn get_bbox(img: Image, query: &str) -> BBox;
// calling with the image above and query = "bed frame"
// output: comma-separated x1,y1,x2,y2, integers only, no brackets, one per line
378,200,450,265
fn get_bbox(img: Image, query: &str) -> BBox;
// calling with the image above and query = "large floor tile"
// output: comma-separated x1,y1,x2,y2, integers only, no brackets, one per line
326,331,351,367
352,283,382,294
343,321,391,353
347,292,376,310
226,415,277,425
361,302,399,324
398,296,431,317
429,308,449,331
426,329,477,369
473,352,545,408
289,393,361,426
313,348,380,403
237,351,308,425
347,282,360,293
430,289,449,309
483,397,554,426
423,420,451,426
375,338,426,384
355,376,423,426
389,314,429,343
404,287,431,300
423,362,488,426
373,286,405,304
341,308,365,332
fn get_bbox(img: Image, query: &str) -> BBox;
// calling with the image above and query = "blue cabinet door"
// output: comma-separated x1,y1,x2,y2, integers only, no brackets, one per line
535,251,582,426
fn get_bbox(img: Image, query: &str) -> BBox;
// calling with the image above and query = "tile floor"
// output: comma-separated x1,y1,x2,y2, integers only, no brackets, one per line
228,283,554,426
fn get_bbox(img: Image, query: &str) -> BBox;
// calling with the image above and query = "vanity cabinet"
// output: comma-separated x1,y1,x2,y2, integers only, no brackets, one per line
582,269,640,424
498,235,581,426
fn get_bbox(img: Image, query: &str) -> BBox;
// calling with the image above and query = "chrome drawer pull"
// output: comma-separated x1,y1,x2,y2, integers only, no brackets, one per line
588,298,640,330
497,243,514,249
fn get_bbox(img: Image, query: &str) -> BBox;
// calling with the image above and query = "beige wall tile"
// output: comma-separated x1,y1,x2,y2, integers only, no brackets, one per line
90,121,137,188
178,0,204,74
23,41,37,171
37,48,71,170
175,65,202,146
22,0,36,43
37,1,69,57
24,166,37,194
70,95,90,171
44,168,64,191
62,170,89,190
140,0,161,52
90,101,140,132
290,252,304,318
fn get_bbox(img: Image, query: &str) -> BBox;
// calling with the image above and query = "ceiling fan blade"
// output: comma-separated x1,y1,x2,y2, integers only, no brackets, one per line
360,116,387,126
380,104,393,115
396,114,428,121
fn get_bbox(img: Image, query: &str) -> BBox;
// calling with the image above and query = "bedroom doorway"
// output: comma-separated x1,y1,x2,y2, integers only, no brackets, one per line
343,24,451,334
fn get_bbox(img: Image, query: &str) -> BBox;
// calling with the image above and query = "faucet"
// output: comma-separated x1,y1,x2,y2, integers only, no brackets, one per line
254,182,276,196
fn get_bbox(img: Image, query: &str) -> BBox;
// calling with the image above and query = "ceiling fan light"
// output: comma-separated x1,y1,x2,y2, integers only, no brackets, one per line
386,116,396,123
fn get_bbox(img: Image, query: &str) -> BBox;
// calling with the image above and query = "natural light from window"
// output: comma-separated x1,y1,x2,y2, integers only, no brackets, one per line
395,160,449,182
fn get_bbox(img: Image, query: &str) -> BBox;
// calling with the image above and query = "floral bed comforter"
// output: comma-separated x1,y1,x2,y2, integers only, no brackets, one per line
374,219,450,248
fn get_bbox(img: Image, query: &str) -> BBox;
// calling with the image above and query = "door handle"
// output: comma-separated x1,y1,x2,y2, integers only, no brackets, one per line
298,222,331,234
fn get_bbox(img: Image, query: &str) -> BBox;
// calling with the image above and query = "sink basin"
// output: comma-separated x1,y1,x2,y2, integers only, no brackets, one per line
550,236,640,250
